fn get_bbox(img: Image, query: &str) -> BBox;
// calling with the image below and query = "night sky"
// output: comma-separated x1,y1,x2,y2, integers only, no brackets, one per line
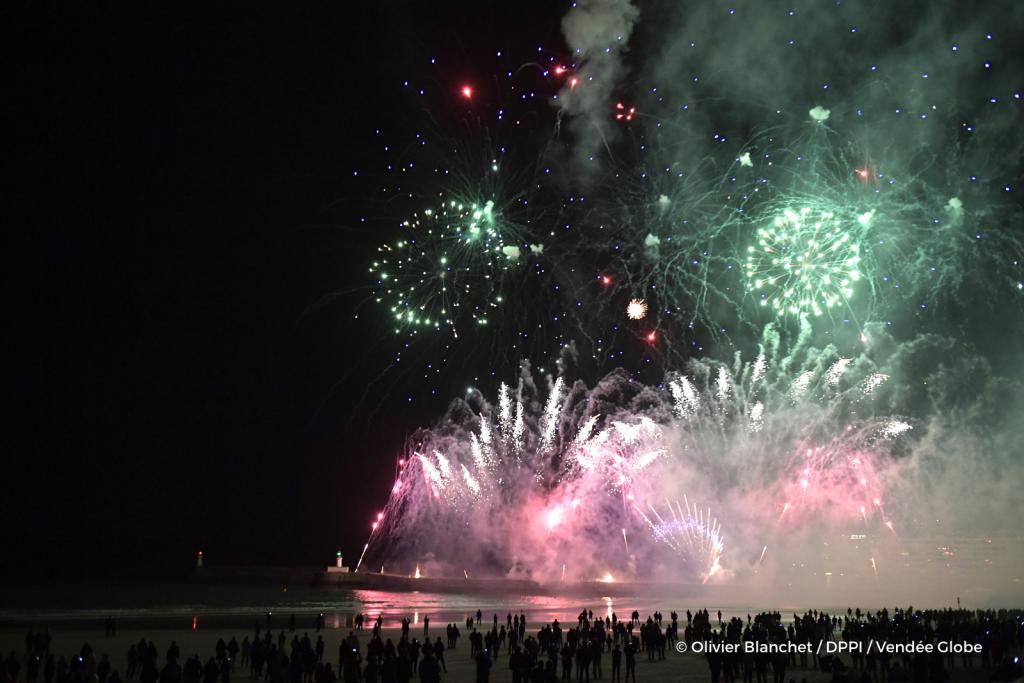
9,0,1024,584
7,2,566,578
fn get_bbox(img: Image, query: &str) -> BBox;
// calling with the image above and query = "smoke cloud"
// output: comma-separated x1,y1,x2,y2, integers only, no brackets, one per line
556,0,640,168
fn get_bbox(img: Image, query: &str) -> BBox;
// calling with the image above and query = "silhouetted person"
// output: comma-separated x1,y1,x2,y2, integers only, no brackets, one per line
396,654,411,683
202,659,219,683
475,650,492,683
417,656,439,683
98,655,111,683
708,649,722,683
510,646,527,683
434,638,446,675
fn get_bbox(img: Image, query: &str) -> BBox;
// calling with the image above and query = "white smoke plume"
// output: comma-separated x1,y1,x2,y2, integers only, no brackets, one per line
557,0,640,167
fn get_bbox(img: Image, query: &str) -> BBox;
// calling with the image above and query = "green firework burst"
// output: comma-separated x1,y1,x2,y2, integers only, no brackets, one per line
370,197,518,334
745,207,863,318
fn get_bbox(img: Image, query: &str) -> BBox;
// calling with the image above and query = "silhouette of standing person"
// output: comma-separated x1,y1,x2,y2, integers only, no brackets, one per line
475,650,492,683
623,642,636,683
432,640,446,674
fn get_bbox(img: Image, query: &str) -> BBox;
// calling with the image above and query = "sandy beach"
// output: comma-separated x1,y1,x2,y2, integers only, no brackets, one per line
1,619,1005,683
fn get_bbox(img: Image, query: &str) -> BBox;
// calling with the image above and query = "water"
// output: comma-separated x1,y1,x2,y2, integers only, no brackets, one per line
0,581,778,629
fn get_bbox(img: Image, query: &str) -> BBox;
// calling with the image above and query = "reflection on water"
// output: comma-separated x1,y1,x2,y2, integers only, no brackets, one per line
0,581,793,628
351,590,692,628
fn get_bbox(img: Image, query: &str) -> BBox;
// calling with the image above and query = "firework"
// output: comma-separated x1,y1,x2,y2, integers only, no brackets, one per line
540,377,565,450
643,499,724,583
360,327,919,583
369,197,526,335
349,0,1024,592
614,102,636,121
626,298,648,320
744,207,863,318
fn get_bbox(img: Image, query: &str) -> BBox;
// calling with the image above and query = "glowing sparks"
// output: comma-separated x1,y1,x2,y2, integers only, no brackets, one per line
512,399,525,451
434,451,452,480
614,102,635,121
571,417,665,491
626,298,648,319
370,197,523,336
862,373,890,395
540,377,565,450
498,382,513,434
419,455,443,492
879,420,913,438
470,432,487,471
745,207,863,317
751,353,767,385
825,358,852,385
461,464,481,494
643,499,725,583
789,370,815,403
669,376,700,417
748,401,764,432
716,367,731,404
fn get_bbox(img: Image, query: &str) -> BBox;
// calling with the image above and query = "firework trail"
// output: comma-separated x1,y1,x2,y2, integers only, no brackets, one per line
640,498,724,583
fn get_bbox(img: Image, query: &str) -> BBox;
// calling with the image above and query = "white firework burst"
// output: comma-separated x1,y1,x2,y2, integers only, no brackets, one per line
626,298,648,320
